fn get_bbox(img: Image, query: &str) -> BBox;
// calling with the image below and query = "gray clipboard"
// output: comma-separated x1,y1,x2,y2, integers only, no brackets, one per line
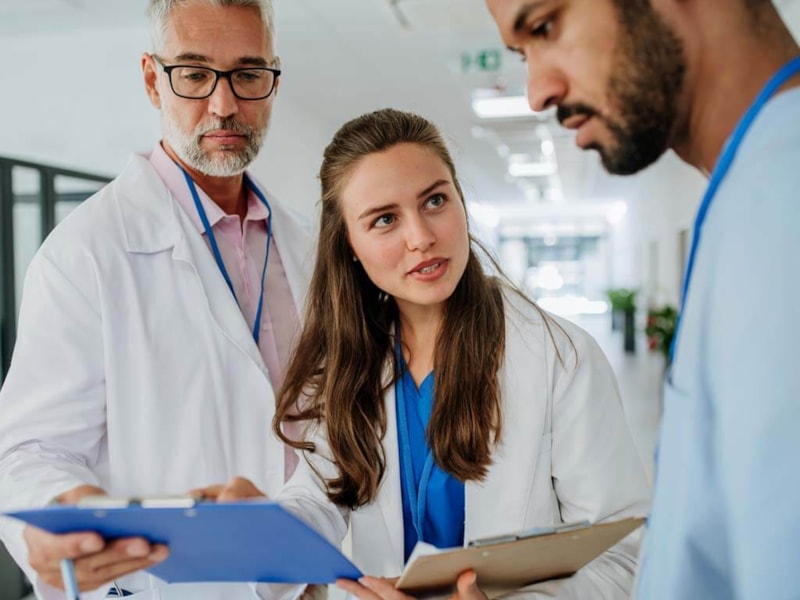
396,517,645,598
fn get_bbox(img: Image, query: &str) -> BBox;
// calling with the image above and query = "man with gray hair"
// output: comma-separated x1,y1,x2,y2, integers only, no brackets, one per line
0,0,313,597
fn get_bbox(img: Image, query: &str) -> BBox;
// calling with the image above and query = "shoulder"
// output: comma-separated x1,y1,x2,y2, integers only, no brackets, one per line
35,155,167,277
246,174,313,231
252,181,316,261
37,180,118,263
706,91,800,284
721,88,800,213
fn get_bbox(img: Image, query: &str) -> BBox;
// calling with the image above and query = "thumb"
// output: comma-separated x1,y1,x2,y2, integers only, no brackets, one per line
456,570,479,596
217,476,266,502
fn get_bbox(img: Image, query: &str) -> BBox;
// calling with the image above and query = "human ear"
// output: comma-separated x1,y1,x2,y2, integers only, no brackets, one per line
141,53,162,109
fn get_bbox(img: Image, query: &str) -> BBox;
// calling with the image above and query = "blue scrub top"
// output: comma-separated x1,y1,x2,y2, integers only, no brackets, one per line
395,359,465,562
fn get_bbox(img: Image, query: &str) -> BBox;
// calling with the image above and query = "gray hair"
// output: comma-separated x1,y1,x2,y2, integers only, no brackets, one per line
147,0,276,54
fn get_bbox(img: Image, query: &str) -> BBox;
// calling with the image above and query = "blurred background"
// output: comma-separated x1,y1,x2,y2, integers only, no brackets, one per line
1,0,799,596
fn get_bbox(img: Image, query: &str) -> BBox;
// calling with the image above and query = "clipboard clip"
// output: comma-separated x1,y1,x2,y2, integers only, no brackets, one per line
77,494,206,509
467,520,590,548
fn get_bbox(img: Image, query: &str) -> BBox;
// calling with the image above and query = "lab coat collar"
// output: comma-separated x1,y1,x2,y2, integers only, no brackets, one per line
113,153,269,376
115,153,182,254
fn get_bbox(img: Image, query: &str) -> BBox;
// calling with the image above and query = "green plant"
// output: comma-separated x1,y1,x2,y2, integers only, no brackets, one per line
605,288,638,312
646,305,678,360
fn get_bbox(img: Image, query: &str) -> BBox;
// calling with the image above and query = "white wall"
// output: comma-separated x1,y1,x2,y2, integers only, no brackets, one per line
0,25,331,219
609,153,706,308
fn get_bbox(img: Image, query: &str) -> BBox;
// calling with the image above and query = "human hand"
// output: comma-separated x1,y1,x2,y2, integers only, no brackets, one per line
24,485,168,592
337,570,488,600
190,476,267,502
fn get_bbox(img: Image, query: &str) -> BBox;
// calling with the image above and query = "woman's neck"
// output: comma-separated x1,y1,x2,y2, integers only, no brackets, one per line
398,305,443,387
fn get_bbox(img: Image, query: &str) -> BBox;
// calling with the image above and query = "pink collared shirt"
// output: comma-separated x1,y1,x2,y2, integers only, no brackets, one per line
149,143,300,478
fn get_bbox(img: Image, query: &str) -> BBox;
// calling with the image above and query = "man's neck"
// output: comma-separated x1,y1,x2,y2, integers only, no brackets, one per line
161,141,248,222
672,7,800,175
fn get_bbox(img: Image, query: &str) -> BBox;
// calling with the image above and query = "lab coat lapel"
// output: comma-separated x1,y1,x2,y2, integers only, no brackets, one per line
173,219,268,374
464,311,550,543
376,379,406,572
115,155,267,375
465,450,531,545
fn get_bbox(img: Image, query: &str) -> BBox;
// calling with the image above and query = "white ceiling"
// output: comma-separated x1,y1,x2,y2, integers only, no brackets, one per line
270,0,626,213
1,0,797,235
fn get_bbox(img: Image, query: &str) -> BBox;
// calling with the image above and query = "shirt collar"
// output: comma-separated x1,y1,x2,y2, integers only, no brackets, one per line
148,142,268,233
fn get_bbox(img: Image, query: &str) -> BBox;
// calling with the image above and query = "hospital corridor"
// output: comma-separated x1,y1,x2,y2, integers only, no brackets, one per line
2,0,799,598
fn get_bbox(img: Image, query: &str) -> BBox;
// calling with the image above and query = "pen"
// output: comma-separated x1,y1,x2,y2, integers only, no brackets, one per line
60,558,80,600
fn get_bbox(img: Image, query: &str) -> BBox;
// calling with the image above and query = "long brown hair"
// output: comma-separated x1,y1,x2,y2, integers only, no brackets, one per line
274,109,508,509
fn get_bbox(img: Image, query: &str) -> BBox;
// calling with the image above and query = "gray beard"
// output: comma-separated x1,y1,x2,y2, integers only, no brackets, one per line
162,115,268,177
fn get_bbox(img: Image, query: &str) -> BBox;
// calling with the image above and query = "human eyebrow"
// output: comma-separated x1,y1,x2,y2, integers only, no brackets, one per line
170,53,270,68
172,53,211,64
237,56,270,67
417,180,449,199
356,180,450,220
513,1,549,34
358,203,399,221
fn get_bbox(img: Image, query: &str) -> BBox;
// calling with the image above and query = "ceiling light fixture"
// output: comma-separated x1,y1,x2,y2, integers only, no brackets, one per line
508,162,558,178
471,95,540,119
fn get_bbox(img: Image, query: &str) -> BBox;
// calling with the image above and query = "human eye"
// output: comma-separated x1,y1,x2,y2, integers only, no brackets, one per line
425,193,447,209
235,69,266,83
529,15,556,41
180,67,211,82
372,213,396,229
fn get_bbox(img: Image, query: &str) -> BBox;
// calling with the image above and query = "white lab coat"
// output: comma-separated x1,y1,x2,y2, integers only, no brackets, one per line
0,153,314,599
278,290,651,599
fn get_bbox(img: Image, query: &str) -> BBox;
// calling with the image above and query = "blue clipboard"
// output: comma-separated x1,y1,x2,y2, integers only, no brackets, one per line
6,499,361,584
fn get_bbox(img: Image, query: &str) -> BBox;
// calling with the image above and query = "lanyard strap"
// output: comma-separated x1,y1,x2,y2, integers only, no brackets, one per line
394,336,436,543
180,168,273,345
671,55,800,361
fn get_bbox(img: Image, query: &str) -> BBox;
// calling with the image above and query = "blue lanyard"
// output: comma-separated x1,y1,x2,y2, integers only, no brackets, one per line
180,168,273,345
670,56,800,361
394,338,436,543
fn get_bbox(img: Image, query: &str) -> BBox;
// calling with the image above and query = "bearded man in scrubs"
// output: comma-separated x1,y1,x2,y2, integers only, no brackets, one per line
486,0,800,598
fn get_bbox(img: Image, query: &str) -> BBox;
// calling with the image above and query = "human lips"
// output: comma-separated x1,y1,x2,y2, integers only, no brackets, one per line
561,114,590,131
562,114,597,148
203,130,247,144
407,258,449,278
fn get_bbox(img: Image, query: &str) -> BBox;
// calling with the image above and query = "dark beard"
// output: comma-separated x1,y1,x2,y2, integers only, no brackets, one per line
564,1,687,175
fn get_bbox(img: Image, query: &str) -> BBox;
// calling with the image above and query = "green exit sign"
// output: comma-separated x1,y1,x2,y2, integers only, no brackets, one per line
462,49,502,73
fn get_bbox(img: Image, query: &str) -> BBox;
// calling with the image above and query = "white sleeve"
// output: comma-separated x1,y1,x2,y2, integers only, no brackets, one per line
516,323,651,599
0,250,107,592
251,423,350,600
277,435,349,546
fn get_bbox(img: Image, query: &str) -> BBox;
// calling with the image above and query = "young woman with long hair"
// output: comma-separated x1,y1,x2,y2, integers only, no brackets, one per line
204,108,649,599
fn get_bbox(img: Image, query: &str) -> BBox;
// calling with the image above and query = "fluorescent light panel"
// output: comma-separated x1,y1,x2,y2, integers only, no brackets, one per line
508,162,557,177
472,95,538,119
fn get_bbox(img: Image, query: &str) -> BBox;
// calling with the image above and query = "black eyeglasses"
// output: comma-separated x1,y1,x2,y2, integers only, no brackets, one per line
152,55,280,100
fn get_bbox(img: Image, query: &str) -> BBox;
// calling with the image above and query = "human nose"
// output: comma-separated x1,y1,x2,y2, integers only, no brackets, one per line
207,74,239,118
405,215,435,252
526,59,567,112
